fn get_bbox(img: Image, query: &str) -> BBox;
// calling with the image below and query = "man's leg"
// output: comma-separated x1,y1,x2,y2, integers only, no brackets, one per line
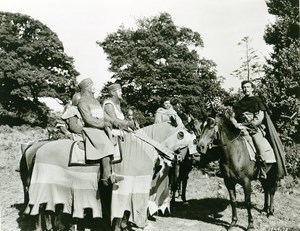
251,133,267,179
100,156,124,186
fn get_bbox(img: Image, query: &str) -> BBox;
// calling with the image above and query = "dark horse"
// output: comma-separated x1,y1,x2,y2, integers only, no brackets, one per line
169,146,192,204
195,114,277,231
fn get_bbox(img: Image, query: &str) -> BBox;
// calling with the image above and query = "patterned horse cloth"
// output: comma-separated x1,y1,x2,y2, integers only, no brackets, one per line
148,126,197,216
25,139,102,218
111,122,191,227
24,123,190,228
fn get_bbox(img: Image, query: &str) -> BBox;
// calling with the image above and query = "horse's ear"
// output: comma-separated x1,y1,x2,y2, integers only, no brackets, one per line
192,119,202,137
207,117,216,129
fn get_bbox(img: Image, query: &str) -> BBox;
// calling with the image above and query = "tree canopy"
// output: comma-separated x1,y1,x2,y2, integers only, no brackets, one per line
98,13,227,125
0,12,79,126
260,0,300,143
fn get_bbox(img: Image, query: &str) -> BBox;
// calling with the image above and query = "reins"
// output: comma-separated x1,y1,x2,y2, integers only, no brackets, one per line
211,131,242,148
196,119,243,149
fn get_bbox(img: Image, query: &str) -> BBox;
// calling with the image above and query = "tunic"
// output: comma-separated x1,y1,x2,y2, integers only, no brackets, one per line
78,92,115,161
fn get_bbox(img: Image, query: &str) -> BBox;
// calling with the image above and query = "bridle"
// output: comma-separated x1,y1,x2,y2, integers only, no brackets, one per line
196,118,243,150
173,146,189,163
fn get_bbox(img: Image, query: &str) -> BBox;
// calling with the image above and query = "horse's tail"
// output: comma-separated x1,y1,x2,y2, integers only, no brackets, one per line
19,144,32,209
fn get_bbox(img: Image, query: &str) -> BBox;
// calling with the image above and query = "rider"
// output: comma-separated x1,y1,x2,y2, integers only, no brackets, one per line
77,78,123,186
154,98,184,128
59,92,84,141
232,80,286,179
103,83,135,131
126,108,140,130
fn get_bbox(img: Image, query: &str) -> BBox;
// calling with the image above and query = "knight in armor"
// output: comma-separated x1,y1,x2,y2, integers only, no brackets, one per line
77,78,123,186
154,98,184,128
103,83,135,131
233,80,287,180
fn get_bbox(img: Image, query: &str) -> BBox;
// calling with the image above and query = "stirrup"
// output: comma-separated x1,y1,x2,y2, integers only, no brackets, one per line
259,169,267,180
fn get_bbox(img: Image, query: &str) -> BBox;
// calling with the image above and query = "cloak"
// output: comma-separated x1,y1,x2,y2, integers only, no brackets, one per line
234,96,287,179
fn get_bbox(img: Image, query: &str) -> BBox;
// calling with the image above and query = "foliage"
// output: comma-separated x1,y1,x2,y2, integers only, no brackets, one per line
285,144,300,177
0,12,79,127
97,13,227,126
259,0,300,144
231,36,264,82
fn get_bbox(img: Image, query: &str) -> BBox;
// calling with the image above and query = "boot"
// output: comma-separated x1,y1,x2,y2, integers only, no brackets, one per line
256,155,267,180
100,156,124,186
259,168,267,180
101,156,112,187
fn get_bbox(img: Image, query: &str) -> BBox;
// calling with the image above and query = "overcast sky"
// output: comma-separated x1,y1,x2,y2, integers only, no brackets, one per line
1,0,275,109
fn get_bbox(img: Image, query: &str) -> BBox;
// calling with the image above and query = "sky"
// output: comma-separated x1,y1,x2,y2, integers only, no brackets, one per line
1,0,275,110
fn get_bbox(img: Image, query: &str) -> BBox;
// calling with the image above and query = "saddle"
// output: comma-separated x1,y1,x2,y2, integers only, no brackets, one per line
68,135,125,166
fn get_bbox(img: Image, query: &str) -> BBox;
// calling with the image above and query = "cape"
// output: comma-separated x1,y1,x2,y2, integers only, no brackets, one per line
264,112,288,179
234,95,287,179
233,96,267,116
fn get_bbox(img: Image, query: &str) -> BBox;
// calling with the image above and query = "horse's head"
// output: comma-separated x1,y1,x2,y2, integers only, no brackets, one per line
161,128,197,163
196,105,240,155
196,117,218,155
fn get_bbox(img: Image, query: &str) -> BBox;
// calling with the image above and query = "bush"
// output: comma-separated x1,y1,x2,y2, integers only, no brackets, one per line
285,144,300,177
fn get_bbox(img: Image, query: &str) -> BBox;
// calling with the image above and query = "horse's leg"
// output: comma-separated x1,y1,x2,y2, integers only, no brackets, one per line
178,178,182,198
242,178,254,230
35,213,43,231
268,182,277,216
181,165,192,203
19,155,30,211
268,169,277,216
181,176,187,203
44,212,53,231
260,179,269,214
170,164,180,203
112,218,122,231
224,179,238,229
261,164,275,215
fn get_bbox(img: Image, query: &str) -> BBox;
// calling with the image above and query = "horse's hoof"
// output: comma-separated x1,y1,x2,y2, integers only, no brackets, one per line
267,212,274,217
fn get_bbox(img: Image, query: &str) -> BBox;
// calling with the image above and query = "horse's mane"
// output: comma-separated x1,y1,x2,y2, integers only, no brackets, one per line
212,105,241,139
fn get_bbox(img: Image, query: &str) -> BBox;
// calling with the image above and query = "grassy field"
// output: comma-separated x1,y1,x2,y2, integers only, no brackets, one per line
1,125,300,231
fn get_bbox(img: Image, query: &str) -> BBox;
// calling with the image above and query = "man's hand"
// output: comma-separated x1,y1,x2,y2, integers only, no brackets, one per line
104,121,112,129
127,120,135,130
66,132,73,140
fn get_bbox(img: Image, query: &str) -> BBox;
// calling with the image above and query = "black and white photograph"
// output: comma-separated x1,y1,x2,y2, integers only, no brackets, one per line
1,0,299,230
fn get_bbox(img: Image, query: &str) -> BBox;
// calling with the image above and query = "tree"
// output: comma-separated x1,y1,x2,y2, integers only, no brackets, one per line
0,12,79,126
98,13,227,125
260,0,300,143
231,36,264,82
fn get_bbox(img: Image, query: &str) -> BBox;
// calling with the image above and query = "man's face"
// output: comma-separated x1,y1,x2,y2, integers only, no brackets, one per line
128,111,134,120
112,88,122,99
163,100,172,110
242,83,254,96
87,83,95,94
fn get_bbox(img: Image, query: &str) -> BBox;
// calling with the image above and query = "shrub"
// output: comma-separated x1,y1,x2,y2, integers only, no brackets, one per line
285,144,300,177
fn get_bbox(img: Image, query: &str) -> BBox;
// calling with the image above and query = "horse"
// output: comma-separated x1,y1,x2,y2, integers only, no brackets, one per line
195,113,278,231
20,122,194,231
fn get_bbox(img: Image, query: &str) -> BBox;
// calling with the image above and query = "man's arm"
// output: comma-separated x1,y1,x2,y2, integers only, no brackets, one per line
251,110,264,126
104,103,132,129
78,101,106,129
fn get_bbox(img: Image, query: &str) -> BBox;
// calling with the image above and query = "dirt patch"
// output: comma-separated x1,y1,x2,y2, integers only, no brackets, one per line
1,126,300,231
